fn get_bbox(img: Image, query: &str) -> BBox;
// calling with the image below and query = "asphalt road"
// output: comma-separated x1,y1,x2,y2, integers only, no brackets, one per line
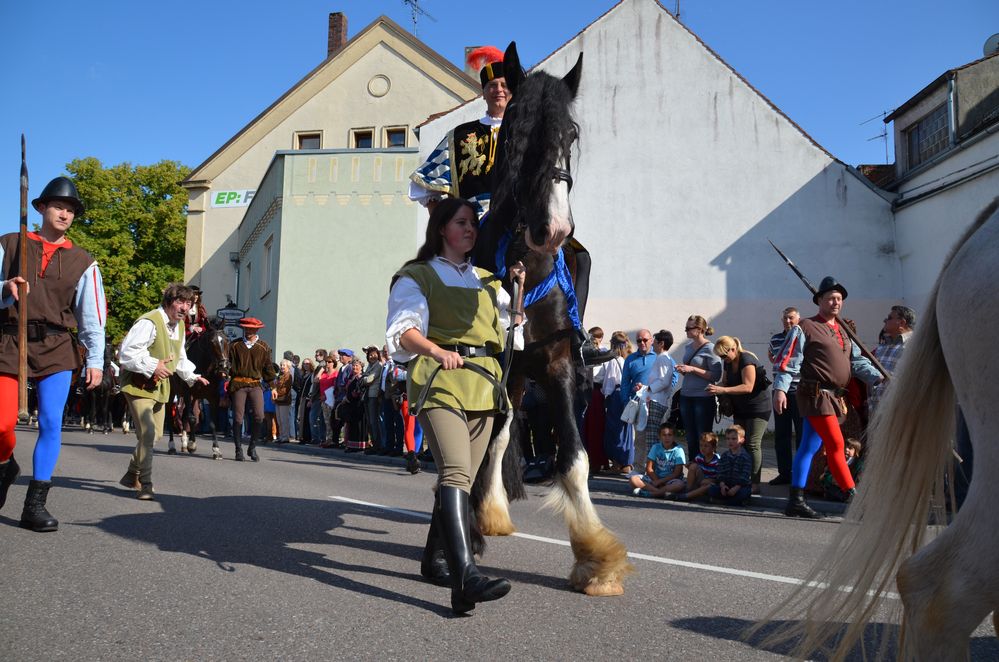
1,426,996,661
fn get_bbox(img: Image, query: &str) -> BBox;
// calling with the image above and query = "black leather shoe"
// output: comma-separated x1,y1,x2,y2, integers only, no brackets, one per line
438,486,511,614
20,480,59,532
421,494,450,586
785,488,822,519
137,484,156,501
0,455,21,511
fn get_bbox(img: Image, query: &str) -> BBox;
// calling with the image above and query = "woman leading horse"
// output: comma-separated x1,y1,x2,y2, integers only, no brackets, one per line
387,197,526,615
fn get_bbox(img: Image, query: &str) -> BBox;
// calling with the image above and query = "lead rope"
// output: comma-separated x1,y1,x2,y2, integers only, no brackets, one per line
410,280,521,417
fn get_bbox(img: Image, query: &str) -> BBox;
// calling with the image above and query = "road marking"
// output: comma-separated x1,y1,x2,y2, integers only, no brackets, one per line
330,495,898,599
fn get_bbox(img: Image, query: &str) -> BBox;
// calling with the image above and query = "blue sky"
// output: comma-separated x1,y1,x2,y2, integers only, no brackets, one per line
2,0,997,236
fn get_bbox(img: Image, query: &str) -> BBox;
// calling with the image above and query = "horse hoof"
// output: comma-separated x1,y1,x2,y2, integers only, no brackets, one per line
187,445,197,454
167,448,177,455
581,580,625,597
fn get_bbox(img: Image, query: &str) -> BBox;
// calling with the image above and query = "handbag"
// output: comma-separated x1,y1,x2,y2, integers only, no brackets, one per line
620,396,641,426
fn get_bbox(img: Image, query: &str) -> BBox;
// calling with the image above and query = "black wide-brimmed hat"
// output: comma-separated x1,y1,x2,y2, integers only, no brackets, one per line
812,276,848,304
31,176,85,216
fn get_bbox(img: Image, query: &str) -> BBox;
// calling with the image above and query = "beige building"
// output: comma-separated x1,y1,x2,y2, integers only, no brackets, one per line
182,13,478,346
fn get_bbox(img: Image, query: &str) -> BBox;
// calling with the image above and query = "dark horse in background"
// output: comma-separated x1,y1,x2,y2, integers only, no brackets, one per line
83,339,118,434
169,321,230,460
471,43,631,596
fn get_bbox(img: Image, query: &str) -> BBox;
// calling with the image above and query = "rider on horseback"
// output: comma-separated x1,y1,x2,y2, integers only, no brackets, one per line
409,47,606,367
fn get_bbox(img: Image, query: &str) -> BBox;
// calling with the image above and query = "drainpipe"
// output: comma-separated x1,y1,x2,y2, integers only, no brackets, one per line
947,74,958,146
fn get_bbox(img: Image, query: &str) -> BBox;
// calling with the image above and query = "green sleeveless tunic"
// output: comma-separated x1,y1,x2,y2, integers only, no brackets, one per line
396,263,506,412
120,310,183,403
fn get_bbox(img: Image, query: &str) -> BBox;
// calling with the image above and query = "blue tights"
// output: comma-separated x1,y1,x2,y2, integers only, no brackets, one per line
33,371,74,480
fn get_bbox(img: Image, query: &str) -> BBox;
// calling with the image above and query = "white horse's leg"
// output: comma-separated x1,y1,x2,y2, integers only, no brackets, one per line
897,493,999,660
478,412,515,536
181,431,188,453
545,449,632,596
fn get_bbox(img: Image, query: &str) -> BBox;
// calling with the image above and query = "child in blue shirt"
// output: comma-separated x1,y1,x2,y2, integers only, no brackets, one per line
629,423,686,498
708,425,752,506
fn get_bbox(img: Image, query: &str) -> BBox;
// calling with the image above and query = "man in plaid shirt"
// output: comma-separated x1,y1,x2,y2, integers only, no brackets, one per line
868,305,915,416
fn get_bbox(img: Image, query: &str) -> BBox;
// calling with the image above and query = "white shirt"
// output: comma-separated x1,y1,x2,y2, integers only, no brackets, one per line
386,256,524,363
646,352,678,406
118,307,200,386
601,356,625,398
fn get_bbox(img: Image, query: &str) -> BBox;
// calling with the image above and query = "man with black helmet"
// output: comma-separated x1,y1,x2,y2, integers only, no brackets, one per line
771,276,881,519
0,176,107,531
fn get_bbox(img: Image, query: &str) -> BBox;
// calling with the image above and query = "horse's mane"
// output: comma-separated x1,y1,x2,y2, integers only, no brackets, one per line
491,72,579,235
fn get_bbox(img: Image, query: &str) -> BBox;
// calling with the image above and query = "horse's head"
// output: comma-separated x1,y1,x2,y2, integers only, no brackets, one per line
206,327,231,380
493,41,583,256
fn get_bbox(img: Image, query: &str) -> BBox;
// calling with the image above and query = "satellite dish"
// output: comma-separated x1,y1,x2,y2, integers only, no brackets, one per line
985,33,999,57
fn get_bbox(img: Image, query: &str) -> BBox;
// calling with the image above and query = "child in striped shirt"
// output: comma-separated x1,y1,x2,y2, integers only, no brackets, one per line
674,432,720,502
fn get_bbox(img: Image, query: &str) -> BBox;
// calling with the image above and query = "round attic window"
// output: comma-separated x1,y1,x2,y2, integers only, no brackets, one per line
367,75,391,98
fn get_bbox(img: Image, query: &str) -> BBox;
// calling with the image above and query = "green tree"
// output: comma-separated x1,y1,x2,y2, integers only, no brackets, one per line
65,158,191,341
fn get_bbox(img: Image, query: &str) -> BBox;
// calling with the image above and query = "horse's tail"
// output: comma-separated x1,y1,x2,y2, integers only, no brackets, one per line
755,201,999,660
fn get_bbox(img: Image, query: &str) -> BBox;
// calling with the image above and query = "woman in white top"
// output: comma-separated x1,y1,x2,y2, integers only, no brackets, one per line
385,198,525,615
642,329,678,457
601,331,633,473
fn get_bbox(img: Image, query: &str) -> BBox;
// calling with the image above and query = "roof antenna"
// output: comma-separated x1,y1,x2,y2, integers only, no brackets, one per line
402,0,437,36
861,110,892,164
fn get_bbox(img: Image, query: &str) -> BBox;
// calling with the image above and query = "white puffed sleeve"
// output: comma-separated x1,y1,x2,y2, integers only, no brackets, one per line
386,276,428,363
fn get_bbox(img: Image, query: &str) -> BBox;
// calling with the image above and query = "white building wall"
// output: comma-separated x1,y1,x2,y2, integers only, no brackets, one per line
188,41,473,314
419,0,898,359
892,130,999,307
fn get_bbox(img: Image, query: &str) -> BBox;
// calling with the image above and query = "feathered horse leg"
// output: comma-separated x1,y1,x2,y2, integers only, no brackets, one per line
543,355,631,596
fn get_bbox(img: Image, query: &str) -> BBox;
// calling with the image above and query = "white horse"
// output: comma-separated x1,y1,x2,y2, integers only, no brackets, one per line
759,198,999,660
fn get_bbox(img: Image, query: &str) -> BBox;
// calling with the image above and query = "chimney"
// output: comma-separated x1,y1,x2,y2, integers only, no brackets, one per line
328,12,347,58
464,46,481,78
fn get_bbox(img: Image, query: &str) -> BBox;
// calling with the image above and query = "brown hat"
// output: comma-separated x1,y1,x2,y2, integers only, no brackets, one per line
238,317,265,329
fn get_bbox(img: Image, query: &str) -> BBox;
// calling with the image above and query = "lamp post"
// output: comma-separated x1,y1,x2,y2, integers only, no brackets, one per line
216,300,246,342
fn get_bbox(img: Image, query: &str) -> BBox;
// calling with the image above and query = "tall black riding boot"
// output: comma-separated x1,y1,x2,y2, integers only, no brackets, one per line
785,487,822,519
20,479,59,532
0,455,20,511
247,419,260,462
421,492,450,586
438,485,511,615
233,427,244,462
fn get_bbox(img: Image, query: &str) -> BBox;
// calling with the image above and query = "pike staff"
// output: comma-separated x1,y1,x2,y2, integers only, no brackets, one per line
18,135,29,422
768,240,890,380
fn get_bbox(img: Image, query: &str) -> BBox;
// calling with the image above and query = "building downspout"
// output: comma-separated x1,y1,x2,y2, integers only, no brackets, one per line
947,74,958,147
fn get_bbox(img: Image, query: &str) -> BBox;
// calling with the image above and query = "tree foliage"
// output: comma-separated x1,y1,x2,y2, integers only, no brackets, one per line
65,158,191,341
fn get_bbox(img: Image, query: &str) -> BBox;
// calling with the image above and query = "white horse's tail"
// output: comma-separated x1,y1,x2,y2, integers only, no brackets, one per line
756,201,999,660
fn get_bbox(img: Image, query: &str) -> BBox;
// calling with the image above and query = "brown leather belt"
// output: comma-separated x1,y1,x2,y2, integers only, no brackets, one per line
798,380,847,398
232,376,261,384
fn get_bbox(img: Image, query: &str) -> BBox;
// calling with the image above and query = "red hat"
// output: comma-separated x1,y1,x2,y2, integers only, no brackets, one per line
238,317,265,329
467,46,504,87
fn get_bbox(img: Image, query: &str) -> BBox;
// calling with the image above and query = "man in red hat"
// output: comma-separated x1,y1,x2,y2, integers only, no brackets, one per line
227,317,277,461
409,46,510,219
0,176,107,532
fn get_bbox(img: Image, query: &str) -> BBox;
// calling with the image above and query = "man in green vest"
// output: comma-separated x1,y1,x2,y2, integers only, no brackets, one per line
117,284,208,500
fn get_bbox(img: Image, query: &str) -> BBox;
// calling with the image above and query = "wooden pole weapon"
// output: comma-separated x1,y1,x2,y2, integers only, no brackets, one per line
768,240,890,380
18,135,29,421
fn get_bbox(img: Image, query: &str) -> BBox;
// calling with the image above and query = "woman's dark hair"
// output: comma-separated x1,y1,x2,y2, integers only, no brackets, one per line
403,197,478,267
653,329,673,351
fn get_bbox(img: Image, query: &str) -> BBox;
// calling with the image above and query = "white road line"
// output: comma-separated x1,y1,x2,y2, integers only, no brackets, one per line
330,495,898,599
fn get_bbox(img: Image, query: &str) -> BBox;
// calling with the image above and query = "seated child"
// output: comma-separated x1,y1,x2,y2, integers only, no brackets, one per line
628,422,686,498
822,437,863,502
707,425,752,506
675,432,721,502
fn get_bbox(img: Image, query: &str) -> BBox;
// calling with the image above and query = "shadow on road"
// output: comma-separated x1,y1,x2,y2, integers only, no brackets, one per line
671,614,999,660
56,477,460,616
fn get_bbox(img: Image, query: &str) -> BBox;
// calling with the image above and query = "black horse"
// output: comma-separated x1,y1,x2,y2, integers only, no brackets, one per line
470,42,631,596
169,321,230,459
84,340,118,434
